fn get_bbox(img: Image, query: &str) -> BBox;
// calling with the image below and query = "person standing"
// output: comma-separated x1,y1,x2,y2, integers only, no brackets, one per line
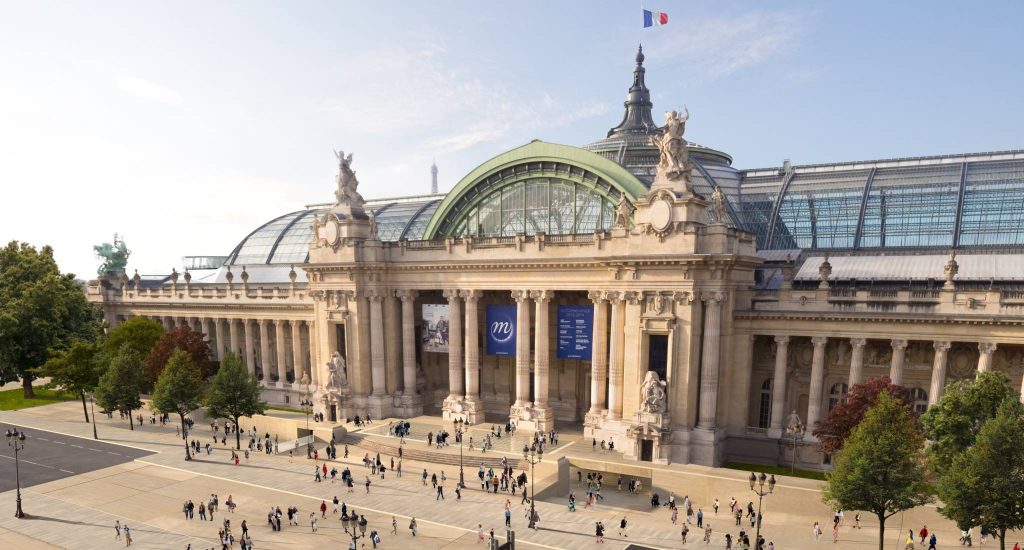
697,508,704,528
310,512,317,532
595,521,605,543
505,508,511,528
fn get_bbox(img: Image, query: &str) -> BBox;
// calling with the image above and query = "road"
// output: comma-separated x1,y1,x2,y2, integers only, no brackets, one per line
0,424,153,492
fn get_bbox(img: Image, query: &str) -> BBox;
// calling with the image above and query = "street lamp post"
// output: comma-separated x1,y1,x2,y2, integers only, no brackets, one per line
749,471,776,546
522,442,543,530
785,420,806,473
6,429,27,518
88,393,98,440
301,395,314,458
455,418,465,489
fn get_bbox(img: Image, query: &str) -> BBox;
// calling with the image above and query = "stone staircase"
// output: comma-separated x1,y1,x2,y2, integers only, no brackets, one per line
342,433,526,470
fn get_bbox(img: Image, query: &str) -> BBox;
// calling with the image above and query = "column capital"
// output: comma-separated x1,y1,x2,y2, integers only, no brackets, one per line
979,342,998,355
460,289,483,302
366,289,386,303
258,318,271,327
395,289,419,302
623,291,642,305
701,290,726,304
891,339,908,351
511,289,530,303
443,289,461,301
811,336,828,347
850,337,867,348
774,335,790,345
933,340,952,352
672,291,694,305
529,290,553,303
587,290,607,304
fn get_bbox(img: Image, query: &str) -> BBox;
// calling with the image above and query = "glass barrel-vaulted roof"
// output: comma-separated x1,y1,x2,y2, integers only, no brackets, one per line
740,151,1024,252
225,195,442,266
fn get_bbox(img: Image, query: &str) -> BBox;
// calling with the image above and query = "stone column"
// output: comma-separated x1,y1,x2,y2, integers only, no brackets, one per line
384,291,401,395
977,342,997,374
201,318,213,349
368,292,387,397
259,319,272,383
587,291,609,416
929,341,951,406
443,290,464,401
275,320,288,387
768,335,790,435
292,320,305,386
229,319,241,364
356,294,372,396
512,290,531,408
243,320,256,376
531,290,553,426
848,338,867,387
306,321,318,387
806,336,828,430
605,292,626,420
890,339,908,385
397,290,419,407
461,290,482,416
162,316,174,331
697,292,724,429
214,318,227,361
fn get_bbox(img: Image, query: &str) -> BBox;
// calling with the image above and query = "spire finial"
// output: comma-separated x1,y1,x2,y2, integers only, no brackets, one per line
636,43,645,65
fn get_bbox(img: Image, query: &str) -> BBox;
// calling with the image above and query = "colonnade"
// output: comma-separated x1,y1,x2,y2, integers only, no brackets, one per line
146,315,316,388
766,336,1005,435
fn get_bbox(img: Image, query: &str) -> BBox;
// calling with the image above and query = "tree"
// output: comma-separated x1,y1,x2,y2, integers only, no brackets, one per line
814,376,912,455
150,348,205,443
0,241,101,397
937,397,1024,550
35,341,105,422
822,392,933,550
143,325,217,389
921,370,1017,475
103,317,163,359
206,352,266,450
94,346,144,431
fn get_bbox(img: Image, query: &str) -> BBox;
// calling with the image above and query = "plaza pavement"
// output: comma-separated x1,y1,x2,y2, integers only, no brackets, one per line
1,401,1018,549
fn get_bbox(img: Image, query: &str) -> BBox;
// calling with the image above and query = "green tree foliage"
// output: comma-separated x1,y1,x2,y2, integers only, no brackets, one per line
206,352,266,449
35,340,105,422
150,348,205,440
0,241,101,397
143,325,217,389
94,346,144,431
921,370,1017,475
937,398,1024,550
103,317,163,360
814,376,912,455
822,392,933,550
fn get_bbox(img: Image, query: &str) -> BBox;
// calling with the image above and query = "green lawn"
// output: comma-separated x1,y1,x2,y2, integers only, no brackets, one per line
266,405,306,415
723,461,827,481
0,386,76,411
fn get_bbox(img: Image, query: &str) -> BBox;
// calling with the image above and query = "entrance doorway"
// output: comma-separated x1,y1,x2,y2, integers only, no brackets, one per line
640,439,654,462
647,334,668,381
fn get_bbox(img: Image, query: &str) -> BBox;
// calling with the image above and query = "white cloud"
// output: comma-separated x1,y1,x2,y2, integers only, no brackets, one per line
647,11,806,79
116,75,183,106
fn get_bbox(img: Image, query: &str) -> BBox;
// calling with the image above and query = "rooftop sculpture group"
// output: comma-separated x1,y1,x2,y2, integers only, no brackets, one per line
94,234,130,276
651,106,694,192
332,150,367,219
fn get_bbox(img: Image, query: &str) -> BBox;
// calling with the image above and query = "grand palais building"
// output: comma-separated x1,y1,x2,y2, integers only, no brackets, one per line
89,48,1024,469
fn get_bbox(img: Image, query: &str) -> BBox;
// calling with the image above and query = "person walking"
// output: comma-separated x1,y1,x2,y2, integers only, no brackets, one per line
123,525,132,547
813,521,822,542
391,516,398,535
114,520,122,541
703,523,712,543
928,534,938,550
409,517,418,536
595,521,605,543
310,512,317,532
320,500,327,518
833,521,840,543
437,483,445,500
619,516,628,538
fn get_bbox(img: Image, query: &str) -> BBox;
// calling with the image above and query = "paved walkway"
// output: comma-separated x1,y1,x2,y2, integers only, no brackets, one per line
1,402,1013,549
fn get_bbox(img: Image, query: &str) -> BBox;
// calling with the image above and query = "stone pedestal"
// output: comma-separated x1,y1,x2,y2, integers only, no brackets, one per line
688,427,726,467
624,410,671,464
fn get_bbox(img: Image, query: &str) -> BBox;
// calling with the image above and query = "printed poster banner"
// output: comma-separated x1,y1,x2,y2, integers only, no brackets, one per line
557,305,594,360
421,304,450,353
486,304,517,356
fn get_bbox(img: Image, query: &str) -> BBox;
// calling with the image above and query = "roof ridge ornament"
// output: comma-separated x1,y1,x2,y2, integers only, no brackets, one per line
606,46,657,139
332,150,368,220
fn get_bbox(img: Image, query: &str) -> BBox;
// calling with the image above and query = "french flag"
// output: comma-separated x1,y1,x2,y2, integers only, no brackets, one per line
643,9,669,28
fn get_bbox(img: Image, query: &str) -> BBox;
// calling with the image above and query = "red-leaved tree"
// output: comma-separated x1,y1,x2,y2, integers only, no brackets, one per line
143,325,218,388
814,376,913,455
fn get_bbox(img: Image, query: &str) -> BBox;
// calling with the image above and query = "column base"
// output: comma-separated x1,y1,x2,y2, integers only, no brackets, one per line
366,394,388,420
509,403,550,432
442,395,468,422
688,427,726,467
275,380,285,389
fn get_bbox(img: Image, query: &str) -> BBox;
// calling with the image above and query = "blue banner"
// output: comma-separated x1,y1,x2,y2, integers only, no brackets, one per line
557,305,593,360
485,304,517,356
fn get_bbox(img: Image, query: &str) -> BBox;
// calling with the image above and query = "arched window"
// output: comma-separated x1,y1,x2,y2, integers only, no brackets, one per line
827,382,848,412
757,378,773,428
449,179,617,237
909,388,928,415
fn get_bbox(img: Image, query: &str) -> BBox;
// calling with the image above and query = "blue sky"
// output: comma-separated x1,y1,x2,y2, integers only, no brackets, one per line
2,1,1022,278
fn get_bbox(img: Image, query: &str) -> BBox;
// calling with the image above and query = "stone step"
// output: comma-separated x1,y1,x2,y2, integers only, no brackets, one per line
342,434,526,471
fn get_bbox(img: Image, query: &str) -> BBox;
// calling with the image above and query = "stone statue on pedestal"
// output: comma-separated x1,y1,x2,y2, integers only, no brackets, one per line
710,186,728,225
640,370,668,413
94,233,131,276
326,351,348,389
332,150,367,219
651,107,694,191
613,195,633,228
